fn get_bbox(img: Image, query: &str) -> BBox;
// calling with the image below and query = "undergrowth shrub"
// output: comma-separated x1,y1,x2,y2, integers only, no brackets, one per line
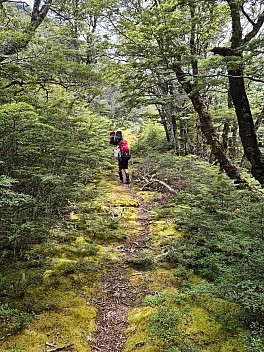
148,305,195,352
0,304,30,334
134,151,264,351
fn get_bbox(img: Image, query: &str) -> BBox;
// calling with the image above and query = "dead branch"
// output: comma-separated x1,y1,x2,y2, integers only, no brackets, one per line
42,342,74,352
141,178,178,194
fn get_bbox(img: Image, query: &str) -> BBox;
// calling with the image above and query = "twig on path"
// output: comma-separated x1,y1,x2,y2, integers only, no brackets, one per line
45,343,57,348
41,342,74,352
90,345,102,351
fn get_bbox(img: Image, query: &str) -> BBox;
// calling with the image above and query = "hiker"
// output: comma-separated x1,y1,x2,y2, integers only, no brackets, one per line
110,130,123,145
109,131,115,145
115,139,131,184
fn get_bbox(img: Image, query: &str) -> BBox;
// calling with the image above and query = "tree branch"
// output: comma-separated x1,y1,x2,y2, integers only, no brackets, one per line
0,78,88,90
0,80,24,89
0,0,53,62
241,4,255,26
211,47,238,57
242,10,264,45
30,0,53,30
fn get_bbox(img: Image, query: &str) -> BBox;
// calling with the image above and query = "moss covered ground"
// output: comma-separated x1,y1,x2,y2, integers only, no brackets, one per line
0,164,249,351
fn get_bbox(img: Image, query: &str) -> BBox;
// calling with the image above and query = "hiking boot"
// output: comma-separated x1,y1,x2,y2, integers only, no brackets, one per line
125,173,130,184
118,171,123,182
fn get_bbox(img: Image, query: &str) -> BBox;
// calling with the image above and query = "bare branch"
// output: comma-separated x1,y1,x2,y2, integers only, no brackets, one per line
241,4,256,26
242,10,264,45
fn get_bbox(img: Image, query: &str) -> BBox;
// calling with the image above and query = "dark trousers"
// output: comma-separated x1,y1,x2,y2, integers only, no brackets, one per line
118,158,130,183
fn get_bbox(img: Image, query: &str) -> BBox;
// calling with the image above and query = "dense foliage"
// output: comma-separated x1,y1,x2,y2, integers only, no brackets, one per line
0,100,112,255
133,125,264,350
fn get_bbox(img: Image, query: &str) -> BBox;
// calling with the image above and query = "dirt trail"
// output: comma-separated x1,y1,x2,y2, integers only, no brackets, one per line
90,186,151,352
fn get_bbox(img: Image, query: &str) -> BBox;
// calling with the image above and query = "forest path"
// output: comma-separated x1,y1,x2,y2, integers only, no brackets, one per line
90,180,152,352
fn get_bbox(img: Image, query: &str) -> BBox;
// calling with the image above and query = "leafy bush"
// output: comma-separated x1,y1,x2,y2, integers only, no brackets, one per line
148,306,195,352
0,102,113,255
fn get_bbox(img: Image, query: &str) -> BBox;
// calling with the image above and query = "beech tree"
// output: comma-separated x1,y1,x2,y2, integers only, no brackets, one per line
0,0,113,254
212,0,264,185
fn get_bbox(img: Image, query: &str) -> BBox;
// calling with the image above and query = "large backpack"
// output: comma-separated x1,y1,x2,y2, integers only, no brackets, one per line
118,140,131,159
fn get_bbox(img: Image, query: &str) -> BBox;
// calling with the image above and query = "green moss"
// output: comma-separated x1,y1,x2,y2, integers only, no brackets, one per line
147,268,179,292
0,161,251,352
126,253,155,270
184,306,245,351
149,220,182,252
126,268,245,352
135,190,156,202
1,291,97,352
69,213,80,220
124,307,161,352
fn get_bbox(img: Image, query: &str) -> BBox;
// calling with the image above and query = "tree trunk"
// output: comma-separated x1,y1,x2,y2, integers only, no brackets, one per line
195,120,208,158
156,106,170,142
169,109,180,154
192,93,243,180
222,121,229,153
229,121,238,160
227,69,264,185
240,106,264,167
211,0,264,186
172,63,247,184
180,119,187,155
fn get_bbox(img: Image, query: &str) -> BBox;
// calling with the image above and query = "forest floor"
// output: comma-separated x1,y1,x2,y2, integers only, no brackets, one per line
87,175,246,352
0,172,246,352
90,182,153,351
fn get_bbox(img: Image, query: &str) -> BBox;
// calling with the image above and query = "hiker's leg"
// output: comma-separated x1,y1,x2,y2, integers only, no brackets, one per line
124,168,130,184
118,170,123,182
118,160,123,182
121,169,126,183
